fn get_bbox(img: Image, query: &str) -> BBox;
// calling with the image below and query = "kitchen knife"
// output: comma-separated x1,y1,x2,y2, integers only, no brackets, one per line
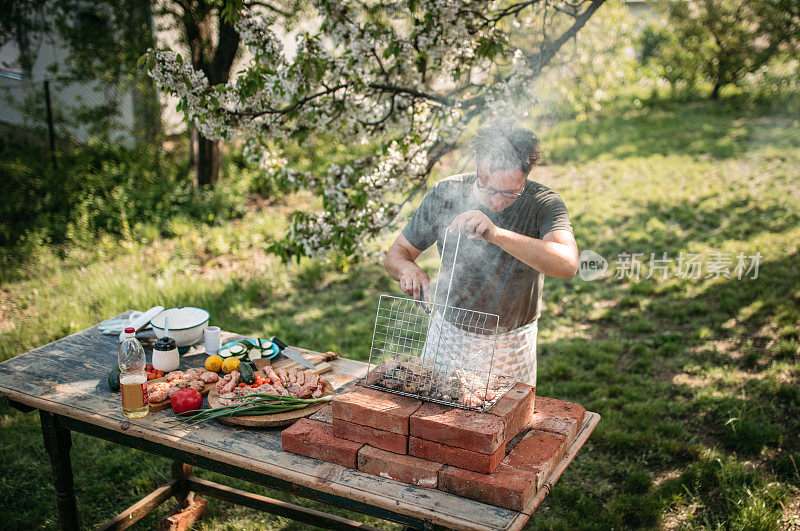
269,336,317,370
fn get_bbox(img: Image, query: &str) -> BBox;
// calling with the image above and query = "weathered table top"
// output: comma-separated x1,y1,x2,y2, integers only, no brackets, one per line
0,317,598,531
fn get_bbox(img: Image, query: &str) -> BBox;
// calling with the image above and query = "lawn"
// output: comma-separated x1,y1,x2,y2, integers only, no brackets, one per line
1,96,799,529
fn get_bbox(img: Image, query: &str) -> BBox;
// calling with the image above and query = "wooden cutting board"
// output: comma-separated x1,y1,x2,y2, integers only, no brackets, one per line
253,349,338,375
206,379,334,427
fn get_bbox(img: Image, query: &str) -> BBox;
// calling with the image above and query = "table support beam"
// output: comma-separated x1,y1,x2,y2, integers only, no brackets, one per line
187,476,383,530
96,482,176,530
40,411,79,531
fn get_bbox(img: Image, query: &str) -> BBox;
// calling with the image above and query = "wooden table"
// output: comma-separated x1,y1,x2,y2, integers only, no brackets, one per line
0,318,599,531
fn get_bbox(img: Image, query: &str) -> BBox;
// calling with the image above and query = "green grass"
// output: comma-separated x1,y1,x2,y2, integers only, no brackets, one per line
1,95,799,529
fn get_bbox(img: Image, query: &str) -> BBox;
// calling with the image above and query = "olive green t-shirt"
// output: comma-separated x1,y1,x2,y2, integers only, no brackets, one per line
401,172,573,332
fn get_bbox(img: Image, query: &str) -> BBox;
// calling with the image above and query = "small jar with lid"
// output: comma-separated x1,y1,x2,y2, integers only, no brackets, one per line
152,335,179,372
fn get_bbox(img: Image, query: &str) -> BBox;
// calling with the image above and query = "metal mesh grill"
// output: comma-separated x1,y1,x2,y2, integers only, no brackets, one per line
366,233,520,411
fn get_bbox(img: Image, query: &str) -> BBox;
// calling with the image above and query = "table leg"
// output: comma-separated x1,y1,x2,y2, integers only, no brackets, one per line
40,411,80,531
171,460,194,507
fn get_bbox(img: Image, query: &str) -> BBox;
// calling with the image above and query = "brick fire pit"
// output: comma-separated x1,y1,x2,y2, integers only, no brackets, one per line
282,382,594,512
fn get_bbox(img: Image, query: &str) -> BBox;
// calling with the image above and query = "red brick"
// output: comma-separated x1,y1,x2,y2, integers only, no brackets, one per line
410,402,505,454
308,404,333,425
281,418,363,468
529,412,579,445
333,418,408,454
534,396,586,427
409,436,505,474
487,383,536,444
358,446,442,488
439,464,538,511
502,430,567,488
331,386,421,435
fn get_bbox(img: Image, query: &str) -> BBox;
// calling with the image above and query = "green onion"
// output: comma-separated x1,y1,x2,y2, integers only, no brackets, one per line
167,394,332,427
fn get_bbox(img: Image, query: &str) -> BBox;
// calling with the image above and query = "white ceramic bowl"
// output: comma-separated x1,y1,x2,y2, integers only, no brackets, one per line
150,307,210,347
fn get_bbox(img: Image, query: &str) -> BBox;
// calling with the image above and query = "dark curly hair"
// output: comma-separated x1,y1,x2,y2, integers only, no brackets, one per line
474,120,541,175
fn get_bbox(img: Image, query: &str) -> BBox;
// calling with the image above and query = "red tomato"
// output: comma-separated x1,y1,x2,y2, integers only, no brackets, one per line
238,383,248,388
171,388,203,414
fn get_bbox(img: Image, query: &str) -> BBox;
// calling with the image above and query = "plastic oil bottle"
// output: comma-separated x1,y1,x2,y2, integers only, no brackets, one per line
118,326,149,418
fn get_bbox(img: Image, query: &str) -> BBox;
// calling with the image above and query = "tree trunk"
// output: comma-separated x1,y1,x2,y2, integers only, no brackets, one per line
192,129,220,187
711,81,722,100
181,1,240,188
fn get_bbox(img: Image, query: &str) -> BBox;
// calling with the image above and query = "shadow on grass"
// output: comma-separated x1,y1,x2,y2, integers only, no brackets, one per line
535,245,799,528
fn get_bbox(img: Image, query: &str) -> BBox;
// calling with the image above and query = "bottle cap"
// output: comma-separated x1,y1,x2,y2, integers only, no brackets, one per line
124,327,135,334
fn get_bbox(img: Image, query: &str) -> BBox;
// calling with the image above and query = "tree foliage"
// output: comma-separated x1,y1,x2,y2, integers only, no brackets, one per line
145,0,605,263
651,0,800,99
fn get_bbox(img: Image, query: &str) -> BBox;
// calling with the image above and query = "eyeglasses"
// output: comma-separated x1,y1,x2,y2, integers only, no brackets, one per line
475,176,524,199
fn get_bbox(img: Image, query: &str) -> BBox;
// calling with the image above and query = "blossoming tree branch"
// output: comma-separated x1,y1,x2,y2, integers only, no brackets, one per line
144,0,605,262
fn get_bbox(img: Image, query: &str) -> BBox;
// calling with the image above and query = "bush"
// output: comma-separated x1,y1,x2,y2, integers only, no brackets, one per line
0,137,253,257
639,0,800,100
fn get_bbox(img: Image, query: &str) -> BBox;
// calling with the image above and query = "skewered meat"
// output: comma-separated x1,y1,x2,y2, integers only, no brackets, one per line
265,367,281,385
288,383,313,399
459,393,484,408
266,368,289,396
216,371,241,394
256,383,278,394
275,368,289,385
215,367,328,402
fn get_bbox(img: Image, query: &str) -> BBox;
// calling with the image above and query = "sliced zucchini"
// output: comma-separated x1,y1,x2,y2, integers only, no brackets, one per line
248,348,262,360
219,349,232,358
228,345,245,356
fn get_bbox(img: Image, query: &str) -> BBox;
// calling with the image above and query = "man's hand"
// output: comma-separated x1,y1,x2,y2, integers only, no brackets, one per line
447,210,498,242
399,268,431,303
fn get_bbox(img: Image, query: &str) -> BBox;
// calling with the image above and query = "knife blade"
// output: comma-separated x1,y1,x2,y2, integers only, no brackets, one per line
269,336,317,369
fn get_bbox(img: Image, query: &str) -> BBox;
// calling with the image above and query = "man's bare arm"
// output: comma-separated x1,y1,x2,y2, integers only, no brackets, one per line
488,228,578,278
447,210,579,279
384,235,431,300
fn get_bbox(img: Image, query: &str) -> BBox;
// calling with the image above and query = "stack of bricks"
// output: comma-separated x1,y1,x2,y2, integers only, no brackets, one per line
281,383,586,511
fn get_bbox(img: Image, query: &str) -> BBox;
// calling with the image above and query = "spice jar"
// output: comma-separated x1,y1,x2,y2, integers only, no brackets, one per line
152,335,179,372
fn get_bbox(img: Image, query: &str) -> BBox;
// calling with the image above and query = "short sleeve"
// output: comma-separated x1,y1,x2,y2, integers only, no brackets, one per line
401,186,441,251
536,190,573,238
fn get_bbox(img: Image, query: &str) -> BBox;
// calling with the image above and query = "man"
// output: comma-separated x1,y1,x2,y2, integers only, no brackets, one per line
384,121,578,386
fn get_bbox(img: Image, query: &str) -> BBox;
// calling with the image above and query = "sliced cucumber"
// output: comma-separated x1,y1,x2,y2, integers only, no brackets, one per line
219,349,232,358
228,345,245,356
248,348,262,360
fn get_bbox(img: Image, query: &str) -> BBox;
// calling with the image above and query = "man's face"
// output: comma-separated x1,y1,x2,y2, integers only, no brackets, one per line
474,160,527,212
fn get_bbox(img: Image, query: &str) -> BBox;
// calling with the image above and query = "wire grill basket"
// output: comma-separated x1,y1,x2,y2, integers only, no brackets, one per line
366,232,519,411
